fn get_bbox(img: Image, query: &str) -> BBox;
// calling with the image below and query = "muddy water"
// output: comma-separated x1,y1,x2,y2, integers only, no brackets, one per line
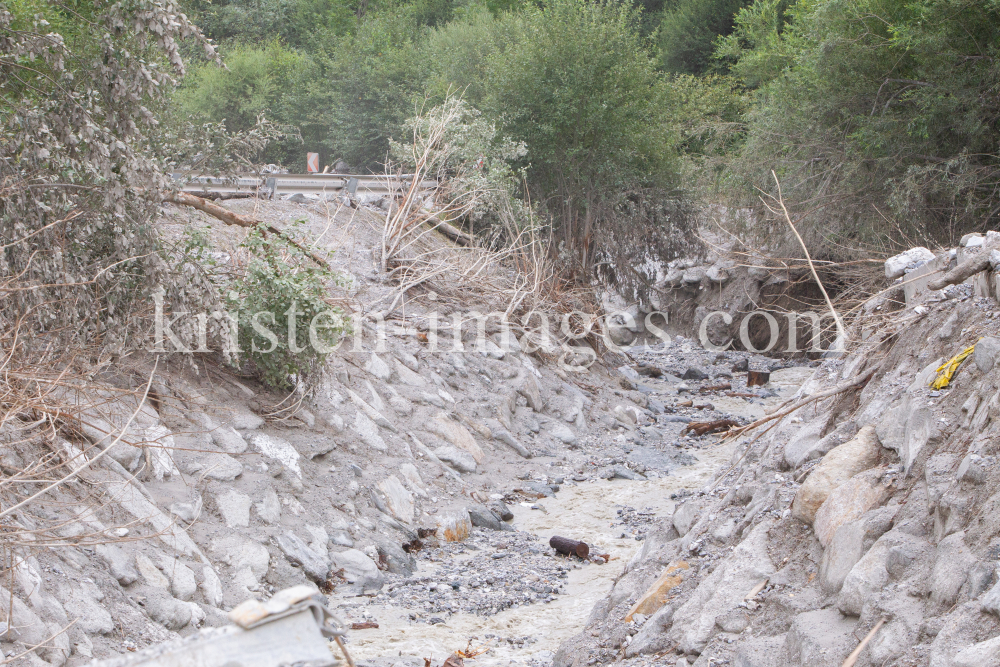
344,367,813,666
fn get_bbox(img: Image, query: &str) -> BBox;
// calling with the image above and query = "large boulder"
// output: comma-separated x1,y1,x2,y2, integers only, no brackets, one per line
792,425,881,524
813,467,892,547
329,549,384,595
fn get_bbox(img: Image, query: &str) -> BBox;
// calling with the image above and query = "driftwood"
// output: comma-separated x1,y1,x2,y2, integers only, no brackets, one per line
164,191,331,270
683,419,739,436
549,536,590,558
430,217,473,246
927,253,991,291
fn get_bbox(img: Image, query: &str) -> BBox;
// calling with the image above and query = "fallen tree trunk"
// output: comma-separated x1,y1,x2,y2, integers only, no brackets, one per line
164,191,331,270
927,253,991,291
428,217,473,246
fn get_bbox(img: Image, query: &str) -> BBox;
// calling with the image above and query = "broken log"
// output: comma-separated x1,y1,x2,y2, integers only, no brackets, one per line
350,621,379,630
927,253,991,291
700,383,731,392
746,370,770,387
164,191,331,270
682,419,740,436
677,400,694,408
549,535,590,558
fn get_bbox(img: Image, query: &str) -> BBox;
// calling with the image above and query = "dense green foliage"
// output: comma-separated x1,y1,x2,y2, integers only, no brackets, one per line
177,0,1000,260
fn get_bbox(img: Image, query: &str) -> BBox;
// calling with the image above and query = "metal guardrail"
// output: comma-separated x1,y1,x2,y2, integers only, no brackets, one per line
175,173,436,197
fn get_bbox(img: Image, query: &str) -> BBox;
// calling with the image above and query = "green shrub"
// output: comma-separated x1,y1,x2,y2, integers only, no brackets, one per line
227,222,349,388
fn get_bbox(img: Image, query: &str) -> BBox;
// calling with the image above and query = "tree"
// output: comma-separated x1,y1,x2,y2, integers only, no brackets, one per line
657,0,754,74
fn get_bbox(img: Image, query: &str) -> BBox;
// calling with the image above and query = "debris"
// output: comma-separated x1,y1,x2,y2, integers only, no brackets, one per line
746,370,770,387
682,419,739,436
350,621,379,630
549,535,590,558
930,343,977,389
744,578,768,600
700,383,731,392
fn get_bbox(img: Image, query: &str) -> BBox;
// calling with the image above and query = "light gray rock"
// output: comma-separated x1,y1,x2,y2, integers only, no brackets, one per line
734,634,786,667
168,496,202,523
813,467,891,547
186,452,243,481
468,504,513,532
95,543,139,585
395,360,426,387
673,499,707,537
979,573,1000,616
885,247,935,279
819,507,894,594
668,521,776,653
330,549,384,595
953,635,1000,667
784,608,856,666
975,336,1000,373
214,536,270,579
0,585,49,646
547,422,577,446
484,418,532,458
365,352,393,381
517,375,544,412
353,412,388,452
246,432,301,477
377,475,414,523
135,553,170,589
159,556,198,601
930,531,976,607
957,454,987,484
277,532,330,582
255,487,281,524
59,581,113,635
434,445,477,473
143,587,191,631
964,561,995,599
215,488,252,528
792,425,881,524
373,536,416,576
201,566,223,607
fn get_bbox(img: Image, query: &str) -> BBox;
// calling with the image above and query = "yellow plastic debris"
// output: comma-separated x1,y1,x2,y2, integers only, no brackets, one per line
930,343,978,390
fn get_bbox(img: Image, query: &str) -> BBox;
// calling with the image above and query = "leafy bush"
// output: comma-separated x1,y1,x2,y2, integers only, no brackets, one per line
657,0,753,74
227,222,349,388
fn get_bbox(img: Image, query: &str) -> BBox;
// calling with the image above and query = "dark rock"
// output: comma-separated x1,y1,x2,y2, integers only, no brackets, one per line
682,367,709,381
732,358,749,373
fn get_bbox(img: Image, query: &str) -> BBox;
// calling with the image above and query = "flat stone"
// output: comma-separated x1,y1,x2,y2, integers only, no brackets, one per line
254,487,281,524
135,553,170,589
277,532,330,582
348,390,397,433
813,467,891,547
58,581,113,635
158,556,198,601
434,445,477,473
930,531,976,607
427,414,483,461
186,452,243,481
548,422,577,446
353,412,388,452
215,489,252,528
975,336,1000,373
365,352,393,381
246,432,301,477
819,508,894,594
329,549,383,595
395,360,426,387
377,475,414,523
792,425,881,524
201,566,223,607
398,463,427,497
143,589,191,631
885,247,935,279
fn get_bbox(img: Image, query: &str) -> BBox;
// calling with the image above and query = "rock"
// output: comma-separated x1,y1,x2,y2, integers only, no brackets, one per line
668,521,775,654
186,452,243,481
813,467,891,547
682,367,708,381
398,463,427,497
434,445,477,473
819,508,894,594
785,420,858,470
395,360,426,387
625,561,690,621
488,500,513,522
930,531,976,607
377,476,415,523
953,636,1000,667
732,358,749,373
427,414,483,461
792,424,881,524
143,588,191,631
885,247,935,279
246,432,301,477
214,536,270,580
437,511,472,542
58,581,113,635
468,504,513,532
353,412,388,452
517,375,544,412
673,499,707,537
215,489,252,528
957,454,987,484
682,267,705,284
159,556,198,601
329,549,383,595
95,544,139,585
964,561,995,599
734,634,786,667
613,465,646,481
372,537,415,576
365,352,393,381
547,422,577,446
784,608,857,666
961,232,984,247
990,249,1000,271
706,264,728,283
0,585,49,646
838,530,931,615
975,336,1000,373
875,390,936,473
201,566,223,607
484,419,532,458
255,487,281,524
277,532,330,582
135,553,170,589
